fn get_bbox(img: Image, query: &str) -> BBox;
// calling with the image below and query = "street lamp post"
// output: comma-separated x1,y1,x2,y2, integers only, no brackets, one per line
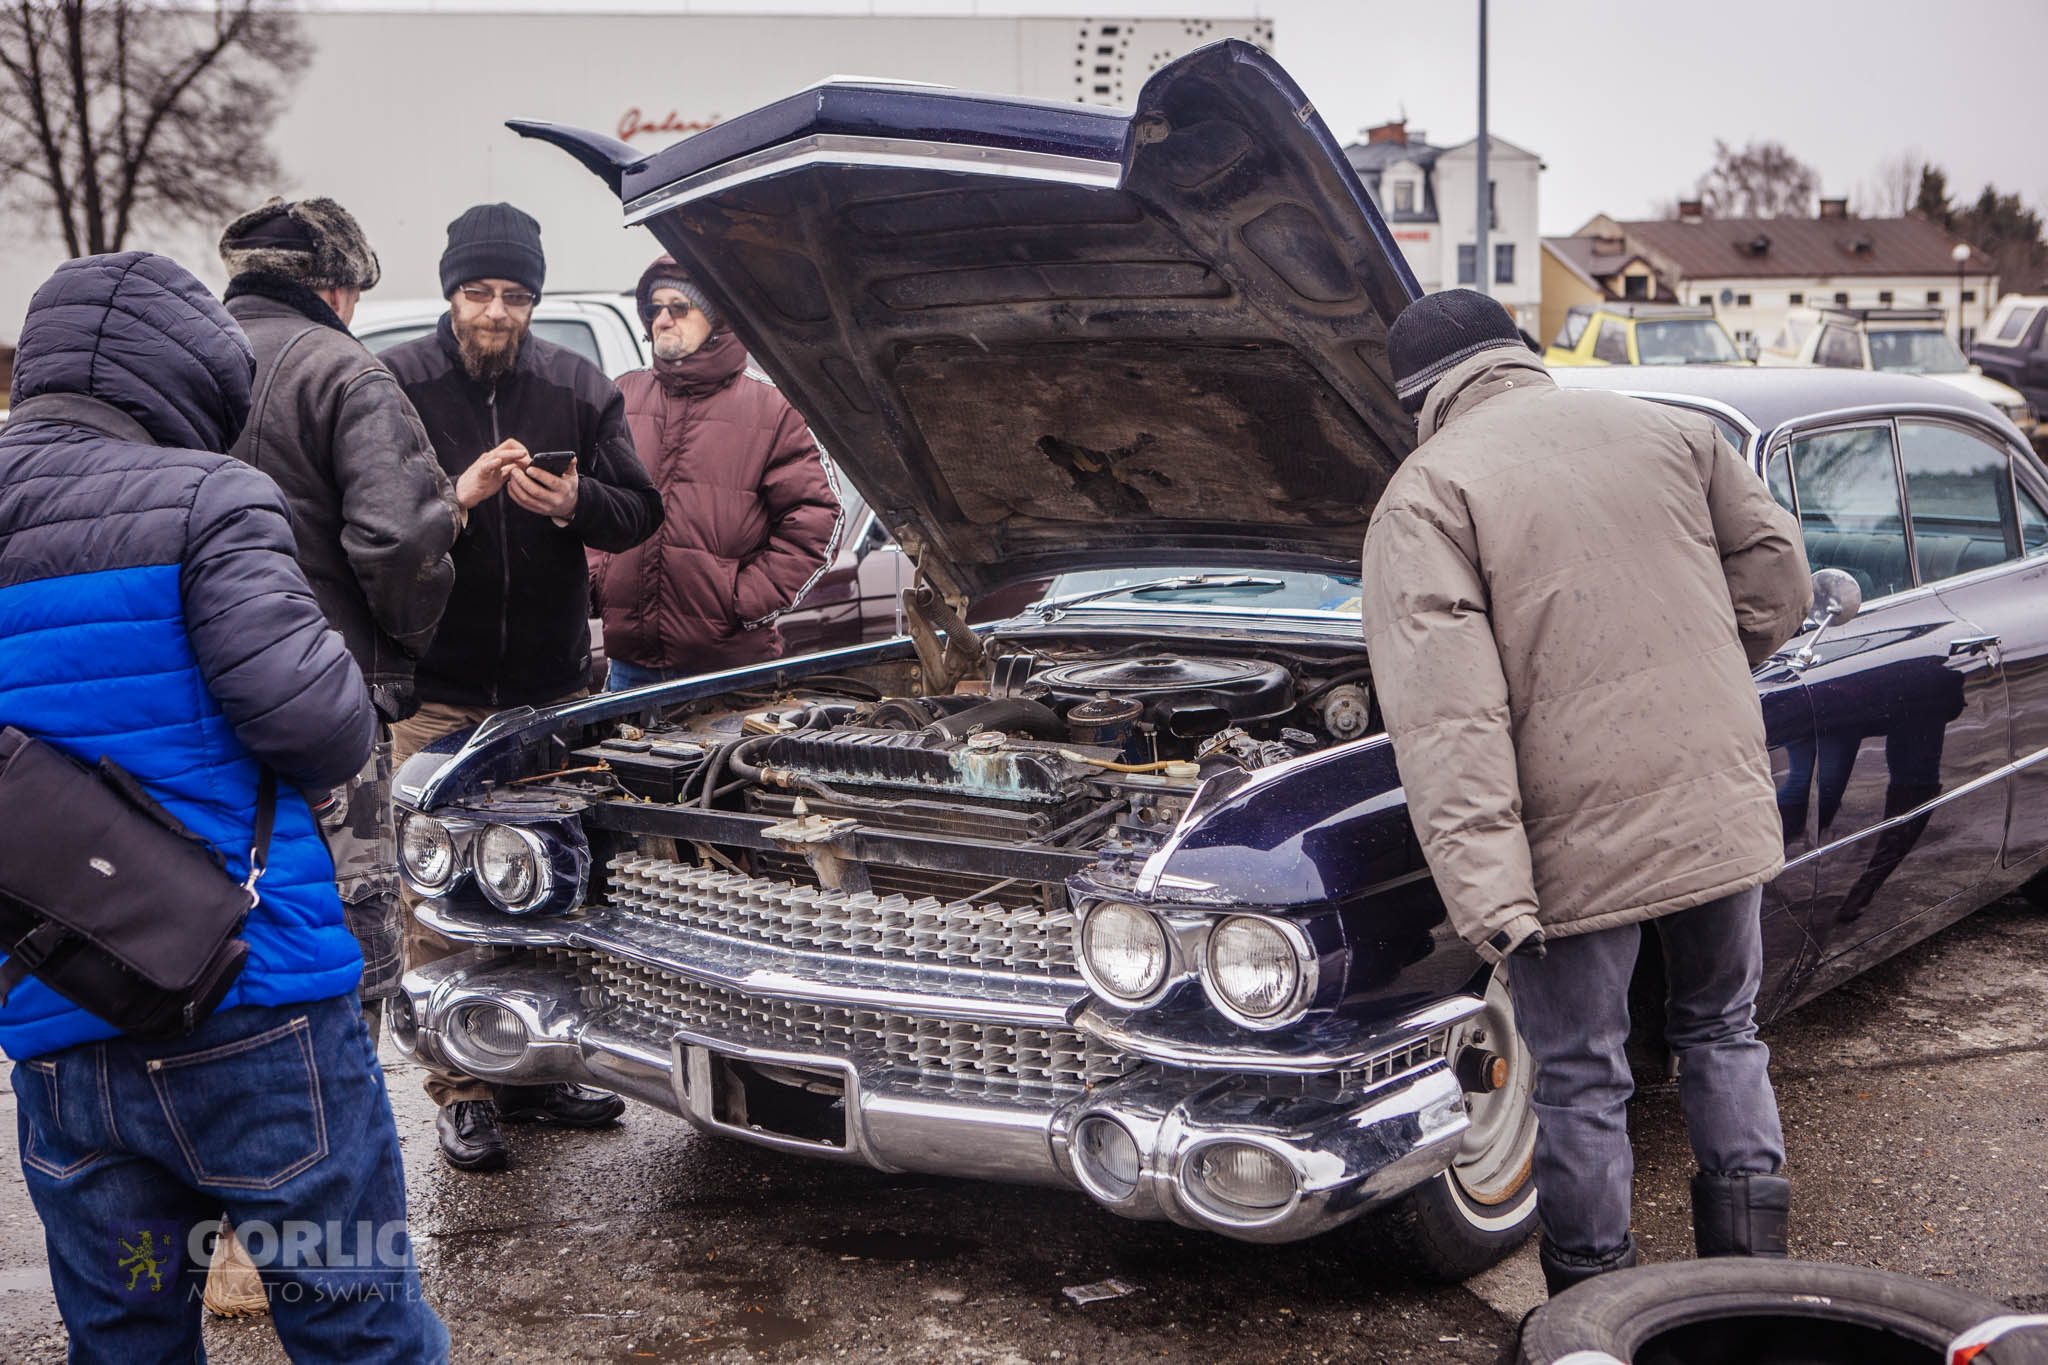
1952,242,1972,348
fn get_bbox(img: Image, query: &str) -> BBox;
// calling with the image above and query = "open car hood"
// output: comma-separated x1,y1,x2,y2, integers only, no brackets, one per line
517,40,1419,605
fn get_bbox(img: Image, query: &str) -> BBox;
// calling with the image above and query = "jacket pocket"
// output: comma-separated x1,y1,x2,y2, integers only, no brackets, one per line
17,1057,109,1181
147,1015,329,1191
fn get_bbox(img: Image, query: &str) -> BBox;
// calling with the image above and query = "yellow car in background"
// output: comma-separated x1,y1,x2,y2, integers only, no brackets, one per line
1545,303,1751,367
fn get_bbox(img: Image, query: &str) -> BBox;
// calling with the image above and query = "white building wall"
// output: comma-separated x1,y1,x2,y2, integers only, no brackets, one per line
1675,274,2000,346
0,11,1269,344
1431,140,1542,334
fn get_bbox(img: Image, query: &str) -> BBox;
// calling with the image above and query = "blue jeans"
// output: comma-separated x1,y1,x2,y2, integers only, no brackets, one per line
604,658,696,692
1508,886,1785,1259
12,994,448,1363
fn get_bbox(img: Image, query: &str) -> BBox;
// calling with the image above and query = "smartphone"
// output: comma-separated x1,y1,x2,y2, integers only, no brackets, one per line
529,450,576,476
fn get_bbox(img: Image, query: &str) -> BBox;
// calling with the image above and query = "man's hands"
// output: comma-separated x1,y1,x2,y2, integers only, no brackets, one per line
456,441,527,509
1477,912,1547,965
455,440,580,523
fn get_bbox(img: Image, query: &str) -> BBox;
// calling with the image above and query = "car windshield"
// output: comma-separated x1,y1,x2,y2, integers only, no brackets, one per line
1031,568,1361,616
1633,319,1742,365
1867,329,1969,374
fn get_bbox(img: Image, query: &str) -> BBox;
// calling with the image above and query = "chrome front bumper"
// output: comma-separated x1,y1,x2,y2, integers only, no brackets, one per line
395,907,1476,1244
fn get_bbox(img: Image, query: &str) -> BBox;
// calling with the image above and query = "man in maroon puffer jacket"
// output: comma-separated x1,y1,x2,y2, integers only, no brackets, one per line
593,255,841,688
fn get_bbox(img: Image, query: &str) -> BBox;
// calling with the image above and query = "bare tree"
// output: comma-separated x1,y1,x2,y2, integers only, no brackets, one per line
1684,139,1820,219
0,1,308,257
1852,150,1923,219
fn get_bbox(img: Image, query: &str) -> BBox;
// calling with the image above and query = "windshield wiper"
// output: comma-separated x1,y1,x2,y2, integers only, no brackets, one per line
1023,573,1286,622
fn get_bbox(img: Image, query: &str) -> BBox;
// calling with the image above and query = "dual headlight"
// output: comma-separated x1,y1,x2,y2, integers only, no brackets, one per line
398,812,566,914
1077,902,1317,1028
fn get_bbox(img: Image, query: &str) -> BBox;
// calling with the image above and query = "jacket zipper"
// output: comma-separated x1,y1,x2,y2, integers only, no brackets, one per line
488,385,507,708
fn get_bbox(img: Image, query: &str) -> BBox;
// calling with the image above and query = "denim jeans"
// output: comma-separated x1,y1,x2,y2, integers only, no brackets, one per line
1508,885,1785,1259
604,658,695,692
11,993,448,1363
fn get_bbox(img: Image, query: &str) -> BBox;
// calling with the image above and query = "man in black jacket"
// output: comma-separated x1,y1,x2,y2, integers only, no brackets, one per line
381,202,661,1172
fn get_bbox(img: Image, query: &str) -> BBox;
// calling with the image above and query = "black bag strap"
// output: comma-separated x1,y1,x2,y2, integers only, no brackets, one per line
243,769,278,900
0,921,69,1006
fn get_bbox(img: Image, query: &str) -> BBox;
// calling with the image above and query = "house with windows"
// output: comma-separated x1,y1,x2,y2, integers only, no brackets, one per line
1344,121,1543,335
1543,202,1996,349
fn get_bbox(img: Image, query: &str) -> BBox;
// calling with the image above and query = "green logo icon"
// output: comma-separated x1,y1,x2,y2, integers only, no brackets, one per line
116,1228,172,1295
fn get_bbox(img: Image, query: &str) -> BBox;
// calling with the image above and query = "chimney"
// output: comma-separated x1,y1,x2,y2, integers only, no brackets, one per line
1365,120,1407,145
1819,198,1849,219
1678,200,1705,224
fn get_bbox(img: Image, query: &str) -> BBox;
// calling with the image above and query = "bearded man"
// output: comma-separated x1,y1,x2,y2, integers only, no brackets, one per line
380,202,661,1172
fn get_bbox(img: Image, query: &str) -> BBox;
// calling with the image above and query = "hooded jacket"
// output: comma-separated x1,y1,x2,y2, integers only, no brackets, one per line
381,314,662,707
594,266,840,673
1359,348,1811,961
225,280,462,718
0,252,376,1060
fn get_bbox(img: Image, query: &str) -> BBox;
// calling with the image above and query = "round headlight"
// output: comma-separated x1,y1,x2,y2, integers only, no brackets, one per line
450,1001,528,1069
399,813,457,892
476,824,551,912
1080,902,1172,1003
1186,1141,1296,1215
1203,916,1305,1023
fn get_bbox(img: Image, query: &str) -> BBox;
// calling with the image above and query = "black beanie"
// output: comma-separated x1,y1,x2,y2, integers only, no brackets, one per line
1388,289,1529,414
439,203,545,298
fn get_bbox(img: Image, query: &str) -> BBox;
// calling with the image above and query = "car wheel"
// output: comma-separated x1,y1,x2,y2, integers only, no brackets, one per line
1371,965,1540,1282
1518,1259,2048,1365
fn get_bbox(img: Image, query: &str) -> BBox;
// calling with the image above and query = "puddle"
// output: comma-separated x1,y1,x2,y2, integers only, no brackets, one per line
810,1230,980,1263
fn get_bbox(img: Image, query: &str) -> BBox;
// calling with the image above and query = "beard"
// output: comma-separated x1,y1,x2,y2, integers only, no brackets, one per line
454,314,526,383
652,331,690,362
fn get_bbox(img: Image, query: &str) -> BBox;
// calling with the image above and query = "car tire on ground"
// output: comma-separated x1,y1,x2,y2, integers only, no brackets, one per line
1370,966,1540,1282
1518,1259,2048,1365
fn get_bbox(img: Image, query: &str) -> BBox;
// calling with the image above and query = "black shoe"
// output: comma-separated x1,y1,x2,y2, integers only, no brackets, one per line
496,1082,626,1129
1692,1171,1790,1258
436,1099,509,1172
1539,1233,1638,1296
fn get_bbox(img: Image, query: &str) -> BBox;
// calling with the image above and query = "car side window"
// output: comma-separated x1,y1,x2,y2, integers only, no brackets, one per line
529,320,603,370
1765,448,1794,514
1897,421,2019,582
1554,312,1589,350
2017,481,2048,557
1995,305,2037,343
357,324,434,354
1815,327,1863,369
1591,318,1630,364
1787,425,1911,600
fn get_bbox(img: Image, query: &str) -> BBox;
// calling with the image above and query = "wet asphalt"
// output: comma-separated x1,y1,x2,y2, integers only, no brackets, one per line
0,897,2042,1364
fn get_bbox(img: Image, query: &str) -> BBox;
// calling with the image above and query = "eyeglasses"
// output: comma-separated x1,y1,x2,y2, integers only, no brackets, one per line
457,284,537,310
645,300,698,321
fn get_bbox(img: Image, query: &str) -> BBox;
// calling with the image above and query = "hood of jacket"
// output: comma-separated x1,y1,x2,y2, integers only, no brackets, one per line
652,328,749,398
11,252,254,454
1415,346,1557,442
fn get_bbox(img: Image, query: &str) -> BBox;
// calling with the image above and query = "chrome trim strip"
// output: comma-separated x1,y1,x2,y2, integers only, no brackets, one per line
1784,741,2048,870
624,133,1122,224
1073,995,1482,1074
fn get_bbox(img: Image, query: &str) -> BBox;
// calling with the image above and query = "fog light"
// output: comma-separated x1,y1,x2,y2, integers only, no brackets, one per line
388,992,419,1054
477,824,552,912
451,1001,527,1068
1188,1141,1295,1215
1080,902,1171,1003
399,813,457,893
1072,1115,1142,1202
1203,916,1306,1023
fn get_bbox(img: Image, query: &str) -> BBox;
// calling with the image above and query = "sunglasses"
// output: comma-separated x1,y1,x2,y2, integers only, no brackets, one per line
645,300,699,321
457,284,538,310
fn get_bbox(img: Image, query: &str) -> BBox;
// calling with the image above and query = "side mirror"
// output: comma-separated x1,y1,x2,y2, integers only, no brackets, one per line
1793,568,1862,669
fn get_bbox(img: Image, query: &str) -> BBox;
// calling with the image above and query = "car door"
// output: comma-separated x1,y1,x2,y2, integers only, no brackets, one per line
1891,415,2048,872
1765,419,2010,1002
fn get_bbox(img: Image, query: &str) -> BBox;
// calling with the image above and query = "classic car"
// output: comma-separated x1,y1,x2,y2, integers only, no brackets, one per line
387,41,2048,1282
1760,305,2036,435
1969,293,2048,430
1544,302,1749,368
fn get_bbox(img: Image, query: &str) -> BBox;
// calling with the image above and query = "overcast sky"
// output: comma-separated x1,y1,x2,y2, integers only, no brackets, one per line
300,0,2048,235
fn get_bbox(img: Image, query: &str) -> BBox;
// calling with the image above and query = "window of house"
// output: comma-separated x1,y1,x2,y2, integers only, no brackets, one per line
1928,291,1942,305
1393,180,1415,214
1897,420,2020,581
1963,290,1978,302
1495,243,1515,284
1623,274,1649,300
1786,424,1911,599
1457,244,1477,286
1488,180,1498,230
1834,292,1850,305
1789,292,1805,305
1592,318,1631,364
1816,327,1864,369
1699,294,1713,306
1878,290,1894,305
1735,293,1752,306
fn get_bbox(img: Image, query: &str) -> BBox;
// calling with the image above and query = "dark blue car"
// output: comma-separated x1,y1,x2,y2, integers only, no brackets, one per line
387,42,2048,1281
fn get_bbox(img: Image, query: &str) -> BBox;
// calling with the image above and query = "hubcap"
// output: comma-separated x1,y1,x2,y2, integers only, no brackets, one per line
1448,968,1538,1206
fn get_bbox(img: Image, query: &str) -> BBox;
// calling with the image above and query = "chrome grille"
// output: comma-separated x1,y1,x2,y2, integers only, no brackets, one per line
545,946,1135,1090
1337,1031,1450,1094
605,855,1077,975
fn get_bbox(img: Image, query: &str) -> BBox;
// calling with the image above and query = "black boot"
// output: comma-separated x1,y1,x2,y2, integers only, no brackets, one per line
436,1099,509,1171
497,1082,626,1128
1539,1233,1638,1296
1691,1171,1790,1257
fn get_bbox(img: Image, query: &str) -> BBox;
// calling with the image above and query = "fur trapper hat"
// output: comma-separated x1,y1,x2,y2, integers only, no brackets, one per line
219,197,381,291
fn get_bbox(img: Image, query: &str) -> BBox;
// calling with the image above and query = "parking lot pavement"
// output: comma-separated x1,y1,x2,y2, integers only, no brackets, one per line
0,897,2042,1364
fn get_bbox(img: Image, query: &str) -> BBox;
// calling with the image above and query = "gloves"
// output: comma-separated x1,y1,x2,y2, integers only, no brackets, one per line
1476,912,1546,965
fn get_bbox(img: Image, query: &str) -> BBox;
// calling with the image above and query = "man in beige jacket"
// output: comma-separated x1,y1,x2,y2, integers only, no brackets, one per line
1359,290,1812,1294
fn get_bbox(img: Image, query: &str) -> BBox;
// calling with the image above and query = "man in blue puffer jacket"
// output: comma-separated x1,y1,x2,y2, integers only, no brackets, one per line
0,253,448,1362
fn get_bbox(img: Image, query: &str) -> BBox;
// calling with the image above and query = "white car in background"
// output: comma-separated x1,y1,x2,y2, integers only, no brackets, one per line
352,290,649,378
1757,305,2036,434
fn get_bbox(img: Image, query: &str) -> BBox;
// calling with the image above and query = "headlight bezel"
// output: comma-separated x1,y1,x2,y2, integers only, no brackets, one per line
1077,900,1179,1007
392,807,588,916
475,823,554,913
397,811,459,894
1201,913,1317,1029
1072,895,1329,1030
